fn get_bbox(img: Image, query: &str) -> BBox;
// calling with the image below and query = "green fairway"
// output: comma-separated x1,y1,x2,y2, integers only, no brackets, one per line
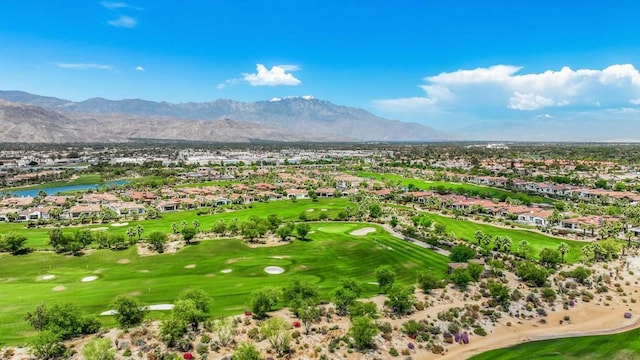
470,327,640,360
0,221,448,345
356,171,554,204
0,198,353,249
419,212,585,263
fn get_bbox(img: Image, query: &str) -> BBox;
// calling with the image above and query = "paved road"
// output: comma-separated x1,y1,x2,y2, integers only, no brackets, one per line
380,223,451,257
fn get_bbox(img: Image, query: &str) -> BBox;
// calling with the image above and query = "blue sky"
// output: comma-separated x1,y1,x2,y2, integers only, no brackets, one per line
1,0,640,137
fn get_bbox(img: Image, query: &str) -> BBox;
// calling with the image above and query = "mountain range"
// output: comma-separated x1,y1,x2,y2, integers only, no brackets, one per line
0,91,449,143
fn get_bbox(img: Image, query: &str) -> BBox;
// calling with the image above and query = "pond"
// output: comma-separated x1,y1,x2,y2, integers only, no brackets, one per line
3,180,130,197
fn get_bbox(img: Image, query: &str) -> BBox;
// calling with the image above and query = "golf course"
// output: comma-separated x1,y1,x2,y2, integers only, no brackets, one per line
0,221,449,346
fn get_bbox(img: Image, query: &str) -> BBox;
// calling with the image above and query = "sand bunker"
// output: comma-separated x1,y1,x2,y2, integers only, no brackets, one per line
306,208,315,212
110,222,129,227
350,227,376,236
117,258,130,264
264,266,285,275
101,304,175,316
52,285,66,291
81,276,98,282
90,227,109,232
220,269,232,273
321,208,328,211
184,264,196,269
270,256,289,259
139,270,150,273
42,274,55,280
367,281,379,285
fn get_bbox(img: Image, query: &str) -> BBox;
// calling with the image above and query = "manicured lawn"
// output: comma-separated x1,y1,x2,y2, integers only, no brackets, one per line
0,198,353,249
0,222,449,345
419,212,585,263
470,327,640,360
356,171,554,204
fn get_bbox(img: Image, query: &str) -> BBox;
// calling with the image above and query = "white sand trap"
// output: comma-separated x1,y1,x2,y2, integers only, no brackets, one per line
110,222,129,227
184,264,196,269
42,274,55,280
321,208,328,211
139,269,150,273
270,256,289,259
264,266,285,275
101,304,174,316
81,276,98,282
53,285,66,291
220,269,232,273
367,281,379,285
306,208,315,212
144,304,174,311
117,258,130,264
90,227,108,232
308,231,315,234
350,227,376,236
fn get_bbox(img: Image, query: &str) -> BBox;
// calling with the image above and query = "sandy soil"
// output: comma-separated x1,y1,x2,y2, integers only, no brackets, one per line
350,227,377,236
117,258,130,264
52,285,66,291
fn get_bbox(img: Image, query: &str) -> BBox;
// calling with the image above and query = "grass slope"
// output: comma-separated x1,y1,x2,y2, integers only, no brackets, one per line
420,212,585,263
470,327,640,360
0,198,352,249
356,171,554,205
0,222,448,345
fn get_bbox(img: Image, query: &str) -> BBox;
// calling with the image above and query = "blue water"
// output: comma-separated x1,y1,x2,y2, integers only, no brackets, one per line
3,180,130,197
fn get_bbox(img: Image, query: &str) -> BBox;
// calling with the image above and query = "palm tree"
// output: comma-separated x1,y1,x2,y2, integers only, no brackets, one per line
480,234,492,250
180,220,187,229
126,227,136,242
171,222,179,234
136,225,144,241
474,231,484,245
558,242,570,263
495,236,512,252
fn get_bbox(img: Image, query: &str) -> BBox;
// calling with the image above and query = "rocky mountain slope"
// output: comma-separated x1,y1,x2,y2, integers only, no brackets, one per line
0,91,450,142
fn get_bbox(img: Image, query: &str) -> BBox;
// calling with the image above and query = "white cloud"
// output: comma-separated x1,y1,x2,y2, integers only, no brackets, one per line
57,63,112,70
100,2,141,10
508,92,554,110
216,78,241,89
135,65,145,72
242,64,301,86
108,15,137,28
374,64,640,114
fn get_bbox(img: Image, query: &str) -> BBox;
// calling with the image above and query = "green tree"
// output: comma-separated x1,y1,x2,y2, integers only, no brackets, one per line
173,299,206,331
282,279,319,316
212,220,227,235
232,342,263,360
2,232,28,255
135,225,144,241
148,231,167,253
126,227,136,242
348,301,379,319
517,240,534,259
82,337,115,360
25,303,49,331
112,296,146,328
334,279,363,316
192,219,200,233
369,203,382,218
29,330,65,360
516,262,548,287
417,271,440,294
385,285,415,315
539,248,562,268
276,224,293,241
181,226,197,244
295,222,311,240
374,265,396,293
298,301,321,334
449,245,476,262
350,316,378,350
160,317,187,347
213,318,235,347
250,287,280,319
450,268,473,289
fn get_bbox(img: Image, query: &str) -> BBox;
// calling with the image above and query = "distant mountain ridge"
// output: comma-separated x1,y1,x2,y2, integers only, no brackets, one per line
0,90,450,143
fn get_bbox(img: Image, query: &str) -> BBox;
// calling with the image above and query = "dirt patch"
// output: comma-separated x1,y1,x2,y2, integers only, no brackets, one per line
226,258,238,264
350,227,377,236
117,258,130,264
52,285,66,291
